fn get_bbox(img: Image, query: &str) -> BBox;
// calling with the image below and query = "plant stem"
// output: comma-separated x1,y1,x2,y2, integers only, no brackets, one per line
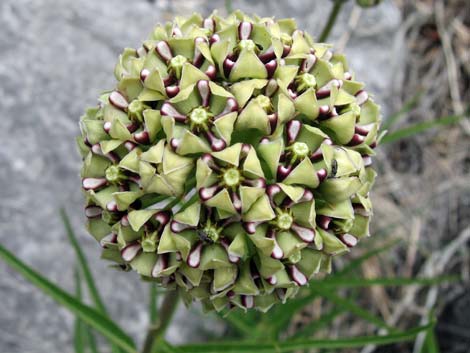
319,0,345,42
142,290,180,353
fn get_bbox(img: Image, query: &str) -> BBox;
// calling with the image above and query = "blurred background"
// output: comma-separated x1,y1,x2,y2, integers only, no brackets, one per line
0,0,468,352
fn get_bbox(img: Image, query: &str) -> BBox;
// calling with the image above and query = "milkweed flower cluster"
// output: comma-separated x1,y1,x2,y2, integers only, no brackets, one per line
78,11,381,312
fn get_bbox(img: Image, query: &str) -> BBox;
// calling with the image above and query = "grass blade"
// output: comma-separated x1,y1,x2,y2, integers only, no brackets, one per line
60,209,107,314
0,243,137,353
320,275,457,288
74,269,86,353
310,287,394,331
290,307,346,339
86,328,100,353
381,115,463,144
382,91,423,131
61,209,123,353
177,322,434,353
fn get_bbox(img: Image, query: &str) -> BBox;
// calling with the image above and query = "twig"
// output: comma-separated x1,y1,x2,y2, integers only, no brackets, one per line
319,0,345,42
142,290,180,353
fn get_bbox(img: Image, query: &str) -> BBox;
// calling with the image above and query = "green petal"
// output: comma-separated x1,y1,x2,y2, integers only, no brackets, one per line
228,233,248,259
276,93,295,123
179,264,204,287
81,153,110,178
235,99,269,133
179,63,209,90
233,261,260,295
196,157,215,188
213,112,237,144
240,186,265,214
277,231,308,258
141,139,165,164
162,145,194,174
242,148,265,178
205,189,237,214
128,209,156,232
318,177,362,203
317,228,348,255
87,218,111,241
176,130,211,155
349,215,370,238
138,88,166,102
312,59,335,87
143,69,166,93
130,252,157,277
143,109,162,141
278,183,305,202
119,148,141,173
81,119,109,145
118,77,143,101
200,244,231,270
109,118,132,141
230,79,268,108
213,265,238,292
230,49,268,81
291,199,316,228
317,199,354,220
243,194,275,222
113,191,143,211
297,248,323,278
257,138,284,179
212,143,242,166
320,111,356,145
174,202,201,226
89,186,118,209
283,157,319,188
248,225,275,257
256,252,284,278
294,88,319,120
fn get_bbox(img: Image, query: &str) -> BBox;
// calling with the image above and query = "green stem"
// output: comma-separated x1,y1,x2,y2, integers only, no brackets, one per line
142,290,180,353
319,0,345,42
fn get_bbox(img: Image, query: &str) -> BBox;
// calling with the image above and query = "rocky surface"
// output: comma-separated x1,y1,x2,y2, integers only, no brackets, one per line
0,0,401,351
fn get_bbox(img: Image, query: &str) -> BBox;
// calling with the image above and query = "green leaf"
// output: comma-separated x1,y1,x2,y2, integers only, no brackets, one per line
257,293,319,339
74,269,86,353
61,209,108,314
290,307,346,339
0,243,137,353
319,275,458,288
224,311,258,337
382,91,423,131
177,322,434,352
61,208,123,353
310,287,394,331
334,239,401,277
381,115,463,144
86,328,101,353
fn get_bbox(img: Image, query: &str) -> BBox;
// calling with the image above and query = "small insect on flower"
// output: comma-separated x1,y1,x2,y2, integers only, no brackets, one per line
78,10,381,313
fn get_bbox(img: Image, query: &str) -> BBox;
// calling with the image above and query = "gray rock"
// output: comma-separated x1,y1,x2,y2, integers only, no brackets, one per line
0,0,402,352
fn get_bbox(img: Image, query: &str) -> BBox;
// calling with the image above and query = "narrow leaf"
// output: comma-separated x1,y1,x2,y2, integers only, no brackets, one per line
61,209,107,313
320,275,457,288
0,244,137,353
381,115,463,144
177,322,434,353
74,269,86,353
310,287,394,331
382,91,423,131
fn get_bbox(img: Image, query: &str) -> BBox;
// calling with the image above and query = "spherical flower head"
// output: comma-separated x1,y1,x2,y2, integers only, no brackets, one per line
77,10,382,313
